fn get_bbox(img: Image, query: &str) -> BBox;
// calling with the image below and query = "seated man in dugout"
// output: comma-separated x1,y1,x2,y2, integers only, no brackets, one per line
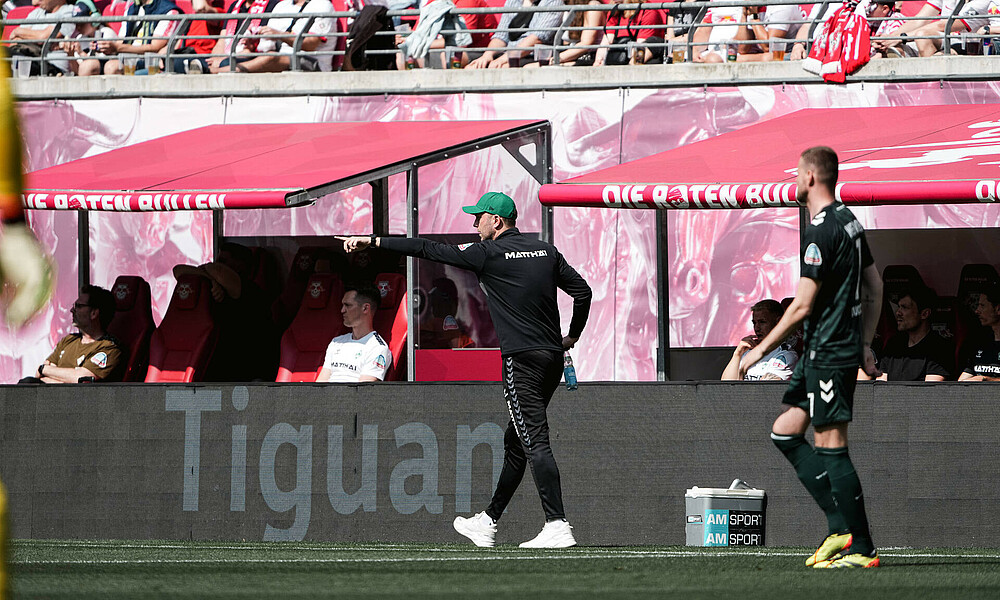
959,283,1000,381
20,285,125,384
465,0,565,68
173,242,279,381
722,299,799,381
316,284,392,382
861,284,954,381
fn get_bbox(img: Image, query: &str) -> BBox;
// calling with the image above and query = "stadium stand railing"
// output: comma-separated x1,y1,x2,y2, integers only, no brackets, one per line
2,1,997,79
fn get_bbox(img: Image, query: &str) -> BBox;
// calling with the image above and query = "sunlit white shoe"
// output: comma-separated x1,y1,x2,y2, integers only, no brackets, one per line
519,519,576,548
453,511,496,547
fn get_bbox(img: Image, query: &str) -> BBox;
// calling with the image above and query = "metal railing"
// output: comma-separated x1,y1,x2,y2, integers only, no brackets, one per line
1,0,994,78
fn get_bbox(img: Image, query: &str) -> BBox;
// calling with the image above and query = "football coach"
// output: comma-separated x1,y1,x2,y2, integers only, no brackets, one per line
339,191,592,548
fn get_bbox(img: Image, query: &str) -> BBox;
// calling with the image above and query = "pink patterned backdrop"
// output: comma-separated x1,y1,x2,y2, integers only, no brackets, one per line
6,81,1000,383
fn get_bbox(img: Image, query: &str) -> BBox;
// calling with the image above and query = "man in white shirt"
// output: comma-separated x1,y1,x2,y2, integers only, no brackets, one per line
317,284,392,382
253,0,338,72
722,298,799,381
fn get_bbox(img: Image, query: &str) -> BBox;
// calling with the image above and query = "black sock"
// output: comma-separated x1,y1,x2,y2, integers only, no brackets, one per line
816,446,875,556
771,433,849,537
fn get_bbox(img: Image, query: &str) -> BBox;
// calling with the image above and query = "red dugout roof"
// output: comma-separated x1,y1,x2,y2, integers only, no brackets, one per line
24,120,547,211
539,105,1000,209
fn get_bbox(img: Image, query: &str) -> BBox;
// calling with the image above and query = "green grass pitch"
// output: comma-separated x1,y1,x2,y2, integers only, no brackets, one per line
10,540,1000,599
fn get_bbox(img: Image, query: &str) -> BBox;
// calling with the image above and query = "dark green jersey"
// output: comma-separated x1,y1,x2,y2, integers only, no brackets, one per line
799,202,874,368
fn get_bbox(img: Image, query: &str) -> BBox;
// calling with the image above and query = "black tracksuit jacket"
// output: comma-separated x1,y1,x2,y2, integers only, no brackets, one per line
378,228,592,355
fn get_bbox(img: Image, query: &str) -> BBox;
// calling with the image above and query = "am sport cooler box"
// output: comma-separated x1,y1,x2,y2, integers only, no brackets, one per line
685,483,767,546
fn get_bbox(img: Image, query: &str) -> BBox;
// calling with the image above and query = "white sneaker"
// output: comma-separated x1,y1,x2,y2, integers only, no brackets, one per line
453,511,497,547
519,519,576,548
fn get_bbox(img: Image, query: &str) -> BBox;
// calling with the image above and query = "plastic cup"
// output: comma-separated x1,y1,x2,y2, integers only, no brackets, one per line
671,40,685,64
508,51,521,68
533,46,552,66
122,55,138,75
15,56,31,79
145,52,161,75
770,40,786,61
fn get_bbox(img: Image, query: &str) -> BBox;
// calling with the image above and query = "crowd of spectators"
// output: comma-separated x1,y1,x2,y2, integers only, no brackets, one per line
2,0,997,77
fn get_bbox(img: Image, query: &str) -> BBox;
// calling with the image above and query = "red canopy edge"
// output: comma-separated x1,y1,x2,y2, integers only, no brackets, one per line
22,190,298,211
538,180,1000,209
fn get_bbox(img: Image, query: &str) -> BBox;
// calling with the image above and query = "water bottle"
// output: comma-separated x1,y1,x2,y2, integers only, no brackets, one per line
563,352,578,391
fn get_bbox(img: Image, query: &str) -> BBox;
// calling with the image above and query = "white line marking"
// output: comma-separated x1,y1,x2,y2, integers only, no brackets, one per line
11,550,1000,566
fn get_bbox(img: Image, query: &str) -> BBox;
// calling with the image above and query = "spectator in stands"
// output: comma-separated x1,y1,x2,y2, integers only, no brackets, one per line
59,0,117,76
465,0,564,69
206,0,282,73
864,284,954,381
249,0,338,72
865,0,907,57
99,0,182,75
20,285,124,384
316,284,392,382
911,0,990,56
721,299,798,381
691,0,741,63
958,284,1000,381
870,0,957,55
664,0,700,62
593,0,665,65
168,0,226,74
733,3,807,61
172,242,279,381
548,0,604,66
397,0,499,68
5,0,76,76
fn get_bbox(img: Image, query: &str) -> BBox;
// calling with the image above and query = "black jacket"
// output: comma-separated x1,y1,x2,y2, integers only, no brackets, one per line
379,229,592,355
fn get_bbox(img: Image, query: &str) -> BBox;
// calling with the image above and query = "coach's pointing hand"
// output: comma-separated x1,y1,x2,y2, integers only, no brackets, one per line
337,236,374,253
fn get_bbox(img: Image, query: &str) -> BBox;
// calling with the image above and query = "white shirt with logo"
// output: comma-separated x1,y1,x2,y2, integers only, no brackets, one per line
745,345,799,381
322,331,391,382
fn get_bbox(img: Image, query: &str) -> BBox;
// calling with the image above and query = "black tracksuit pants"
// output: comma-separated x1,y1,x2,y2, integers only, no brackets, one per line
485,349,566,523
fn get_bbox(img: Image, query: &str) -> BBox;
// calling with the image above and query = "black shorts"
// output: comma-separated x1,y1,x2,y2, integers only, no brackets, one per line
781,360,857,427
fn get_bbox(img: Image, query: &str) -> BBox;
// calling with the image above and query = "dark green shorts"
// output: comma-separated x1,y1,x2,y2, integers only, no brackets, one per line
782,361,857,427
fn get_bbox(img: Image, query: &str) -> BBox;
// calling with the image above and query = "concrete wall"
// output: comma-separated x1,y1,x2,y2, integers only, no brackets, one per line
1,382,997,547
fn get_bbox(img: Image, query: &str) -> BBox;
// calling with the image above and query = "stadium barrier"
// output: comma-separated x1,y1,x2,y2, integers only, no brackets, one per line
1,381,998,547
1,1,995,77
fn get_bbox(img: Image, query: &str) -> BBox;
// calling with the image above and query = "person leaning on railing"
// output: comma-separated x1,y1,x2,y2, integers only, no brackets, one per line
593,0,665,65
465,0,564,68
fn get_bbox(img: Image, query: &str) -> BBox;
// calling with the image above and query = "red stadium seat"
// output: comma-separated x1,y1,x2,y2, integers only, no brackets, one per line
373,272,407,381
145,275,219,382
276,273,346,382
103,0,127,17
272,245,332,331
106,275,156,382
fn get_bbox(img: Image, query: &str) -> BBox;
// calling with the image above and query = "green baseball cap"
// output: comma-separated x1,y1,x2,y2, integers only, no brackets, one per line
461,192,518,219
